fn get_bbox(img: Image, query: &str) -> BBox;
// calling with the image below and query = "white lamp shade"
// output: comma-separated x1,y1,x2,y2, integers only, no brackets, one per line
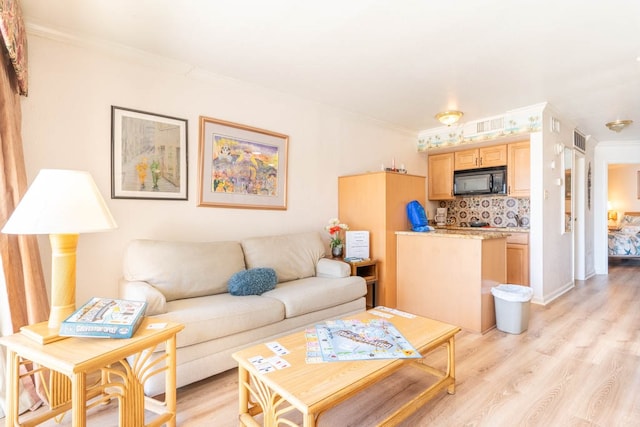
2,169,117,234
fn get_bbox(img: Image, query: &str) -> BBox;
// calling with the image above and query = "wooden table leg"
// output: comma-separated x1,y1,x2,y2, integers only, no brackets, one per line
5,350,19,426
71,371,87,426
238,365,250,422
166,334,178,427
447,335,456,395
303,412,317,427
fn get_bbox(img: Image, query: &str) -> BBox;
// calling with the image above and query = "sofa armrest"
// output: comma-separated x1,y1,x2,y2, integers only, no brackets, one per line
119,279,167,316
316,258,351,278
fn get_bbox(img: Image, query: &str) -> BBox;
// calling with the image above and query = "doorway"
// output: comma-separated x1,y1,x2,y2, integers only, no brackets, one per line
574,153,585,280
594,142,640,275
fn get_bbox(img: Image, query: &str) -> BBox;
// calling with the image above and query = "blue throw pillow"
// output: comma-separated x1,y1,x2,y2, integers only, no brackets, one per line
228,268,278,296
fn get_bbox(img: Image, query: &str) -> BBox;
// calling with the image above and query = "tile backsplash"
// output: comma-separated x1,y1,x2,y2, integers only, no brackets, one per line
436,196,530,228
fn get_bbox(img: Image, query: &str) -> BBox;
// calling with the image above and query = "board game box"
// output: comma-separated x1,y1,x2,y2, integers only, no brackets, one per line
312,318,421,362
59,297,147,338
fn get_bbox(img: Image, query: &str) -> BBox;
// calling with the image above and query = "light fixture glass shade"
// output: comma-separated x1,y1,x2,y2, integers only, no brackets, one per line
435,110,464,126
2,169,117,234
605,119,633,133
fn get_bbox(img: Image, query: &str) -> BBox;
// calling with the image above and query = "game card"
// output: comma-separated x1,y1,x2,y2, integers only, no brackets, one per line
267,356,291,370
369,309,393,319
266,341,290,355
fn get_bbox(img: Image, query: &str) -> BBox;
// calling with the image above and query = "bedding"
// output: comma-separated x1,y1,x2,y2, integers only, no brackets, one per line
608,213,640,257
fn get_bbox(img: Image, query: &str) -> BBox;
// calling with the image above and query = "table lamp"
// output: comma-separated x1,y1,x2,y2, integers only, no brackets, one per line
2,169,117,344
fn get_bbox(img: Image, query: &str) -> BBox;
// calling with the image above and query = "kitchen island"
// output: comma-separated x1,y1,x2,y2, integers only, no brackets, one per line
396,230,508,334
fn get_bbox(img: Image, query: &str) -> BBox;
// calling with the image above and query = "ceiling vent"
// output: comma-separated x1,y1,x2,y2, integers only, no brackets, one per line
476,117,505,134
573,130,586,153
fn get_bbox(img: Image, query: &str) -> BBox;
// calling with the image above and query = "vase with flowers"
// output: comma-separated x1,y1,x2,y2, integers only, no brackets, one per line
325,218,349,258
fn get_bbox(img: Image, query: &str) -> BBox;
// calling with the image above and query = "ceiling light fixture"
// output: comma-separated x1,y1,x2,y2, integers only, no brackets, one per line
435,110,463,126
605,119,633,132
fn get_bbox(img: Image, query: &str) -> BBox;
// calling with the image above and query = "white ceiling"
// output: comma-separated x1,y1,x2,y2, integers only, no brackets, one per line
20,0,640,143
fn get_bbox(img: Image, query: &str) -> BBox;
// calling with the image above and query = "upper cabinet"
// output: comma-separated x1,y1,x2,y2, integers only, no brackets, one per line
454,145,507,171
428,152,454,200
507,141,530,197
428,141,530,201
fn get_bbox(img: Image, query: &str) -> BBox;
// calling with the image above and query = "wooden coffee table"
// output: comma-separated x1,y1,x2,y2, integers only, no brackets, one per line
232,308,460,426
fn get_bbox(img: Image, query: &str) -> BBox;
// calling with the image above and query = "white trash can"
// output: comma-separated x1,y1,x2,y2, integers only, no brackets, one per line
491,284,534,334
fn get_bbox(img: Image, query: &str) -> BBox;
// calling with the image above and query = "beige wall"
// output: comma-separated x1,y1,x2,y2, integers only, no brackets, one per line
20,30,427,304
608,164,640,220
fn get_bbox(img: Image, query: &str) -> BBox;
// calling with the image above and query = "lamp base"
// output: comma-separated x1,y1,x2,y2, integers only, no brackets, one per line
20,321,68,345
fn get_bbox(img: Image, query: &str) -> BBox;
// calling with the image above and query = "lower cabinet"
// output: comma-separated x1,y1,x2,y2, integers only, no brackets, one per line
506,232,529,286
396,232,506,334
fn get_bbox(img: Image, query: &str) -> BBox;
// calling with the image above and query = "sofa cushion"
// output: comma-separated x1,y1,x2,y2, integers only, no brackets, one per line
123,239,246,301
119,279,167,315
228,268,277,296
316,258,351,278
156,293,285,348
241,232,325,283
262,275,366,318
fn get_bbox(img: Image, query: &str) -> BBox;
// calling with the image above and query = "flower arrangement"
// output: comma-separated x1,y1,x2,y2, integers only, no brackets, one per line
325,218,349,249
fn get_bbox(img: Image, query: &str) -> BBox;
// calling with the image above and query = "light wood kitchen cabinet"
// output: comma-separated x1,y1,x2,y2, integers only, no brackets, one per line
428,152,454,200
338,172,426,308
508,141,530,197
506,232,529,285
396,231,507,334
454,149,478,170
454,145,507,170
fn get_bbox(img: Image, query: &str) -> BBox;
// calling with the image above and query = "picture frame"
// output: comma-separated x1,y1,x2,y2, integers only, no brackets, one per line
111,106,188,200
198,116,288,210
637,171,640,199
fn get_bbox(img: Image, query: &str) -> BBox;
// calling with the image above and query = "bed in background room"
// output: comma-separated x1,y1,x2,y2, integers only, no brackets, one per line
608,212,640,258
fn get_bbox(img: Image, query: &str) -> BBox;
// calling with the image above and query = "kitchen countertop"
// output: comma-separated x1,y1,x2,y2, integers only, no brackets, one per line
396,230,510,240
438,226,530,233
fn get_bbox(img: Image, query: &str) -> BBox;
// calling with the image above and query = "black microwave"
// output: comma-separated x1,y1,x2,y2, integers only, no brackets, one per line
453,166,507,196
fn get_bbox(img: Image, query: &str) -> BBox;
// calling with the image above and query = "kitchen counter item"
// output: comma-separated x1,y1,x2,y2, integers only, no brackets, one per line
435,207,447,226
469,221,489,227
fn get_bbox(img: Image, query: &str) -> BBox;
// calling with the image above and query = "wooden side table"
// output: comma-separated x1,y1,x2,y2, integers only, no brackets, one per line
0,318,184,426
347,258,378,308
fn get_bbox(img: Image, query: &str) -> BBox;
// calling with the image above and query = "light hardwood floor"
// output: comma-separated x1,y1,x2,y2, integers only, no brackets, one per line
7,259,640,426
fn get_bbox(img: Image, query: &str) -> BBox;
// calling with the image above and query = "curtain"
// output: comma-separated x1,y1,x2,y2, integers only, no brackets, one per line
0,49,48,333
0,0,48,418
0,0,48,335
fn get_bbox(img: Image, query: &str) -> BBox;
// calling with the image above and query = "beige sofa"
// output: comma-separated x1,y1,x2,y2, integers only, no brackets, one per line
119,232,367,395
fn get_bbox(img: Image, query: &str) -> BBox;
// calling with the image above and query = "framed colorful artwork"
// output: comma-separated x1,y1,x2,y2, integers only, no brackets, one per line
198,116,288,209
111,106,188,200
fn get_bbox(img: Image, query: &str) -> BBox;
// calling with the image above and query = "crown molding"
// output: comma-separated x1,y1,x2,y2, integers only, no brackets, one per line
25,22,194,76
